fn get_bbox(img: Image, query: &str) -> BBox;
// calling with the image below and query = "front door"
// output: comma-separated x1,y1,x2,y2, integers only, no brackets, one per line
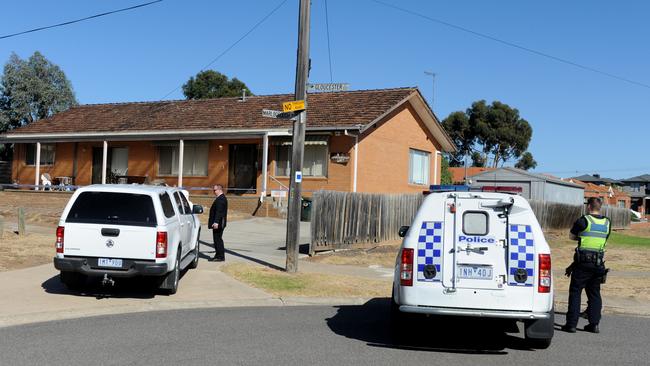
91,147,110,184
228,144,257,195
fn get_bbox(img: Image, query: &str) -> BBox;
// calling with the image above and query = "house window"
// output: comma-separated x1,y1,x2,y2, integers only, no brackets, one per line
275,144,328,177
25,143,55,165
618,200,626,208
158,141,208,176
409,148,430,185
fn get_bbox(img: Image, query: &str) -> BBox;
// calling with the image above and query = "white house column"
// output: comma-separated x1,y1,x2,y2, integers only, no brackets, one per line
433,151,441,185
178,139,184,188
353,134,358,192
101,140,108,184
261,133,269,201
34,142,41,190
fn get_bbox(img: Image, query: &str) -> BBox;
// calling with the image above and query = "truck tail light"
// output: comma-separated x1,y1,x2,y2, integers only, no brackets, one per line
538,254,551,293
156,232,168,258
400,248,414,287
55,226,65,254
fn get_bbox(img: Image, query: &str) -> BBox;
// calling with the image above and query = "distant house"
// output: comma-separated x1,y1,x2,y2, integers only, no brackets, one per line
570,174,622,186
448,167,494,184
470,167,584,205
620,174,650,215
567,179,631,209
0,87,456,197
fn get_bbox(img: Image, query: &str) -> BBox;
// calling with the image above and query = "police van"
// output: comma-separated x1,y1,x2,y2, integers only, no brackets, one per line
392,185,554,348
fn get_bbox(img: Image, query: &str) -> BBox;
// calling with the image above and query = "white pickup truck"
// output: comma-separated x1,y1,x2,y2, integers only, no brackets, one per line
54,185,203,294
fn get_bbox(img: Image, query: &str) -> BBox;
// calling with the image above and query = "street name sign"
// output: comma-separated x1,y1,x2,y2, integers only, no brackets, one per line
262,109,298,120
282,100,306,112
307,83,349,92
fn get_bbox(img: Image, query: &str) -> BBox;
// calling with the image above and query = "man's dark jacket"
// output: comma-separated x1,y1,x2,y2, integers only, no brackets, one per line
208,194,228,229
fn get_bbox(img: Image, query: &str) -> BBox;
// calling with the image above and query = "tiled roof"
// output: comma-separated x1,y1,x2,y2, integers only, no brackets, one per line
622,174,650,183
6,88,417,135
448,167,494,183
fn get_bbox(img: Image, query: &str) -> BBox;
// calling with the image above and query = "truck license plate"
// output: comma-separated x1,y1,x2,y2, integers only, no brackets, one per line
98,258,123,268
458,265,493,280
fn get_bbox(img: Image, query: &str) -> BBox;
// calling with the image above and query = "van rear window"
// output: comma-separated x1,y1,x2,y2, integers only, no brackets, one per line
66,192,157,227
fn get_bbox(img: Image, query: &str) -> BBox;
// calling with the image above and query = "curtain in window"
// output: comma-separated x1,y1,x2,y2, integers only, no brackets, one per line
275,145,327,177
409,149,430,185
111,148,128,175
159,142,208,176
25,143,55,165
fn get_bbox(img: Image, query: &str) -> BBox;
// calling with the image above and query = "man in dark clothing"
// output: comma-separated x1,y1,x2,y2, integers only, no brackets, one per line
208,184,228,261
562,197,610,334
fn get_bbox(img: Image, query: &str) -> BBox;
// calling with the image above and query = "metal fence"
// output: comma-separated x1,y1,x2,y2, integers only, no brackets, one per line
310,190,423,252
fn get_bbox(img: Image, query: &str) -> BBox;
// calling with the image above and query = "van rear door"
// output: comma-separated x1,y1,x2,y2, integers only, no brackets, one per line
63,191,158,260
442,195,508,291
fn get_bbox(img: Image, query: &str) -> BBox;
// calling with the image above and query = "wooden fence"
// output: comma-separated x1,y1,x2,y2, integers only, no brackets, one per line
310,190,423,253
311,191,632,252
529,200,631,230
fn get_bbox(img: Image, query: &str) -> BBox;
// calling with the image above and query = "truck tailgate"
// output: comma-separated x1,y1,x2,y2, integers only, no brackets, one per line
63,223,157,260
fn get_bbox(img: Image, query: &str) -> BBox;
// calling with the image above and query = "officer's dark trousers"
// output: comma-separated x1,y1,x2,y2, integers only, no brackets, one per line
566,265,603,327
212,228,225,260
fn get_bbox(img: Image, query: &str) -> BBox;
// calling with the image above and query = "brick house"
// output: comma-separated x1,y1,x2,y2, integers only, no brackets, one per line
567,179,631,209
0,88,456,198
620,174,650,216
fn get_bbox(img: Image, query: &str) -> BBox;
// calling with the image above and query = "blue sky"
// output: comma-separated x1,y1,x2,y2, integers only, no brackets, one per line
1,0,648,179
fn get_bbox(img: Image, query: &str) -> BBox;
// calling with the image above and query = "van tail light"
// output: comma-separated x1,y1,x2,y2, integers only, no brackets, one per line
538,254,551,293
156,232,168,258
400,248,414,287
55,226,65,254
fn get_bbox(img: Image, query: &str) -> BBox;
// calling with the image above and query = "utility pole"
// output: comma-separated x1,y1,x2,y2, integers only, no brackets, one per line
424,71,436,108
285,0,311,273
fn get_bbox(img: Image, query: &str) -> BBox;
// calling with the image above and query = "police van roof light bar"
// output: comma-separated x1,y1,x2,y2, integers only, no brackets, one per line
428,185,471,192
481,186,523,194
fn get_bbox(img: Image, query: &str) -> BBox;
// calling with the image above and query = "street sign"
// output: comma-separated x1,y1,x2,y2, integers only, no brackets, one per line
271,190,288,198
282,100,306,113
295,171,302,183
262,109,298,120
307,83,349,93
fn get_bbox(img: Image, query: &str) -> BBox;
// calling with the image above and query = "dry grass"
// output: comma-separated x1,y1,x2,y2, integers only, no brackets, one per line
307,240,401,268
0,230,53,271
221,263,391,298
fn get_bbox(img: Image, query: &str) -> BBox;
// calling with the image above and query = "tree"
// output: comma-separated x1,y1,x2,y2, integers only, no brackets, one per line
182,70,253,99
515,152,537,170
441,100,534,168
470,151,486,167
0,51,77,159
440,156,453,185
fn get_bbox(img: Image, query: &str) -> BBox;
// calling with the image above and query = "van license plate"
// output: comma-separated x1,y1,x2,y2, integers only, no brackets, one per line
98,258,123,268
458,265,493,280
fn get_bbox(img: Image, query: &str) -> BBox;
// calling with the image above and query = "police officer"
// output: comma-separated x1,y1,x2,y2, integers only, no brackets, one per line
562,197,610,333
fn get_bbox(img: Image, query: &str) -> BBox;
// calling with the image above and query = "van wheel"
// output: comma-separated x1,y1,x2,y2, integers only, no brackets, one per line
160,250,181,295
188,229,200,269
60,271,85,290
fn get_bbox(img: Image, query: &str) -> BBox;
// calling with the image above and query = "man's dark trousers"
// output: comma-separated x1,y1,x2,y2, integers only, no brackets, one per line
566,264,604,327
212,228,225,260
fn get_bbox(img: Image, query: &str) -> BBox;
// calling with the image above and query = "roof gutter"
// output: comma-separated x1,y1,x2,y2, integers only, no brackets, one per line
0,128,292,143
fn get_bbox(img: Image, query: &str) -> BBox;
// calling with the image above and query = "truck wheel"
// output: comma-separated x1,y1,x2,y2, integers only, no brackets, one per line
60,271,85,290
188,229,200,269
160,250,181,295
524,311,554,349
389,287,409,343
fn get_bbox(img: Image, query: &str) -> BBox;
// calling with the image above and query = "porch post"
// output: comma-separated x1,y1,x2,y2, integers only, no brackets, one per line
353,135,358,192
433,151,440,185
101,140,108,184
34,142,41,190
261,133,269,200
178,139,184,188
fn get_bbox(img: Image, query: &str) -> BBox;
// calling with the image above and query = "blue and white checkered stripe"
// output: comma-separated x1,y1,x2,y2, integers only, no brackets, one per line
508,224,535,287
417,221,443,282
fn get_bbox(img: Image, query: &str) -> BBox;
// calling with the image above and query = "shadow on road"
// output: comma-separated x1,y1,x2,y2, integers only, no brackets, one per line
41,274,160,299
326,298,539,355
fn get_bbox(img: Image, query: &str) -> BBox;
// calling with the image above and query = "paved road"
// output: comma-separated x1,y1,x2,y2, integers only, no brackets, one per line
1,300,647,366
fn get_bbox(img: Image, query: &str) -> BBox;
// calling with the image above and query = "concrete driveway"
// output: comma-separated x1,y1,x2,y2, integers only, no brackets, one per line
0,217,314,328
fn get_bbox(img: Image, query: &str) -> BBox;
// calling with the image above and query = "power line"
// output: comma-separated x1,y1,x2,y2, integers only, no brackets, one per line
0,1,163,40
324,0,334,82
161,0,290,100
371,0,650,90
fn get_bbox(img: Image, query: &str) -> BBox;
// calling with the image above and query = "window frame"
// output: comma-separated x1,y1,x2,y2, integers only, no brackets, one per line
274,143,329,178
408,148,430,186
462,211,489,236
24,143,56,166
157,141,209,177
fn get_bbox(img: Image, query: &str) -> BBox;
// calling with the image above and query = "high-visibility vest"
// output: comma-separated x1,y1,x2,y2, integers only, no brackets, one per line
579,215,610,251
